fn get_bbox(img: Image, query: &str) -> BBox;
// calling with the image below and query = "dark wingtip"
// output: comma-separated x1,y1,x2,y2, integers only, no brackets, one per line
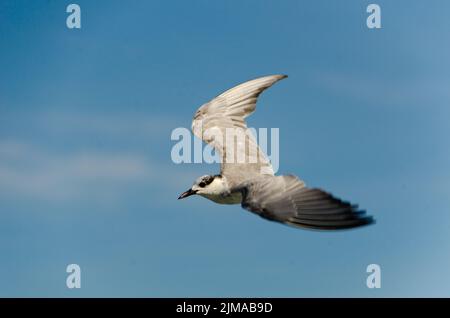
364,215,376,226
357,209,375,224
287,210,376,231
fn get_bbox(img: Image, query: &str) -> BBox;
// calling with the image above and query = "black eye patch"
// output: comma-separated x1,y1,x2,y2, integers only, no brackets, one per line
199,176,215,187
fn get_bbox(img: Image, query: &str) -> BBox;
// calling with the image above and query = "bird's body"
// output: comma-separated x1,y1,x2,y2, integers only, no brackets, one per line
178,75,374,231
202,190,243,205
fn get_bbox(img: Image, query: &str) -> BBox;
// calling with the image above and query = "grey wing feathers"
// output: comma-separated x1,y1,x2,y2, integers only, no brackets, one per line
193,75,287,127
240,175,374,230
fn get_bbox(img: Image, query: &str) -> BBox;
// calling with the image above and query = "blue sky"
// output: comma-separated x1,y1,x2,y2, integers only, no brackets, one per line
1,0,450,297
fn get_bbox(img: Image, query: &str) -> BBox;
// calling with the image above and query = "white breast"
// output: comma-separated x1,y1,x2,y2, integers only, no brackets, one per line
201,192,243,205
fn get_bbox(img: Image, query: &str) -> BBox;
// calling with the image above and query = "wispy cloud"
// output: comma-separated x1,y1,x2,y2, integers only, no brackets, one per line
0,109,199,202
0,111,182,141
0,140,154,201
0,139,204,202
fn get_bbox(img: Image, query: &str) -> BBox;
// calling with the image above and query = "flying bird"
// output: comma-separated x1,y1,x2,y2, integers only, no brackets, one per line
178,75,374,230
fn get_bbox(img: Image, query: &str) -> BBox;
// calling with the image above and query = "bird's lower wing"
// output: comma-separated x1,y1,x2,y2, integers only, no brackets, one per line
240,175,374,230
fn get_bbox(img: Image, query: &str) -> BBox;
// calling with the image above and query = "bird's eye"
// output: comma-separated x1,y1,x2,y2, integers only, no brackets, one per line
199,182,206,188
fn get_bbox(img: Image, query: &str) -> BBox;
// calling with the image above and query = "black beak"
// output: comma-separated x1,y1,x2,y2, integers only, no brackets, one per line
178,188,197,200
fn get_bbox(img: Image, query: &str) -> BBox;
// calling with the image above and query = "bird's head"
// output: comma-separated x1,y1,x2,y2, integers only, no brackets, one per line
178,174,224,199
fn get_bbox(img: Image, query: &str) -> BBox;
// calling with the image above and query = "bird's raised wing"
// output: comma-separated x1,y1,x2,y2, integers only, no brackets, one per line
192,75,287,186
240,175,374,230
